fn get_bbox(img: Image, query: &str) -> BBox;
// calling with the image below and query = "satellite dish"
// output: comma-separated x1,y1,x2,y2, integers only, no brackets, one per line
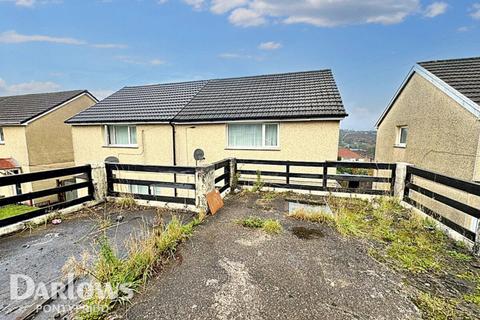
193,149,205,161
105,156,119,163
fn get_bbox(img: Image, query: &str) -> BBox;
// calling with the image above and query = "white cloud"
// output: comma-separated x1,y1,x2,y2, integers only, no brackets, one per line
0,30,85,45
258,41,281,50
185,0,422,28
229,7,266,27
0,0,62,8
424,2,447,18
91,43,127,49
471,3,480,20
0,77,61,95
457,26,471,32
210,0,247,14
0,30,127,49
115,55,166,66
218,52,253,59
15,0,35,7
183,0,204,10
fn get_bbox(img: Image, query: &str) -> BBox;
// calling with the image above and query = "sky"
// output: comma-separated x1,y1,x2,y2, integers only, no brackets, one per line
0,0,479,130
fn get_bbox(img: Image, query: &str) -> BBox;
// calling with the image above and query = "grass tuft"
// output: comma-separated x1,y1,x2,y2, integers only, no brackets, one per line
413,292,457,320
237,216,282,235
287,208,335,225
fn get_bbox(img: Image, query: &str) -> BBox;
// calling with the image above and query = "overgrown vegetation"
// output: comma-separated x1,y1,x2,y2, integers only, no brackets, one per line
251,170,264,192
286,196,480,318
64,211,206,319
0,204,36,220
115,195,137,210
287,208,335,225
237,216,282,234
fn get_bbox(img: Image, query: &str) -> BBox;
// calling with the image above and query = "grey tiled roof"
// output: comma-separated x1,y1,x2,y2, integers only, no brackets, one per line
67,70,347,124
68,81,208,124
0,90,88,125
419,57,480,106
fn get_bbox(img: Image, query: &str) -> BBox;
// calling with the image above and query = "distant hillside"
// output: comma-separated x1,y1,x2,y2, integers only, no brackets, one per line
339,130,377,159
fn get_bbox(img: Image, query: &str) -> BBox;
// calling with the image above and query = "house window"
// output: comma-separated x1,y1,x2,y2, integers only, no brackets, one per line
397,126,408,147
0,128,4,144
106,125,137,146
227,123,279,149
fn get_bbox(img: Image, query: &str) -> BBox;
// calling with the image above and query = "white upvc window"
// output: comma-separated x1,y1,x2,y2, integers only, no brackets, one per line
105,125,137,146
227,123,279,149
396,126,408,147
0,128,4,144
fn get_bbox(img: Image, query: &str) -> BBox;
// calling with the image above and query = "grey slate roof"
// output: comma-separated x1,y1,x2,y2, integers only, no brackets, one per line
67,70,347,124
419,57,480,106
0,90,88,125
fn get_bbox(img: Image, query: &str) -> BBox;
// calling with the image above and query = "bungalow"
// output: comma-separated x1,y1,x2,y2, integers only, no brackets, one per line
375,57,480,182
67,70,347,168
0,90,97,203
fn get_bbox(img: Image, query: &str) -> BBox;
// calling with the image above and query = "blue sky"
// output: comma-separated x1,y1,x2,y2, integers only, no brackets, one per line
0,0,479,130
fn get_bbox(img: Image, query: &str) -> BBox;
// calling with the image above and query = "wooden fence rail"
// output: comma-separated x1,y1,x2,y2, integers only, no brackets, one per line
404,166,480,241
105,162,197,205
0,165,94,228
235,159,396,196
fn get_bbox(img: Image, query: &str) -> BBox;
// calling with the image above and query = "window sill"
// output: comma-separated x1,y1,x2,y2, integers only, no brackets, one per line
394,144,406,149
102,144,139,149
225,147,280,151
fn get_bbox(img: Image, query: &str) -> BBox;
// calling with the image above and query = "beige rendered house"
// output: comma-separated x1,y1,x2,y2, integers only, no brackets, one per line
375,57,480,182
0,90,97,203
67,70,347,194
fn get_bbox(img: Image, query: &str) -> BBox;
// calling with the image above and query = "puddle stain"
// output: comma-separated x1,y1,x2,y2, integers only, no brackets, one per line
291,227,325,240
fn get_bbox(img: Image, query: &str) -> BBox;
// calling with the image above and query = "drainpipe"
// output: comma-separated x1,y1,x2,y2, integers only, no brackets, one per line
170,122,178,197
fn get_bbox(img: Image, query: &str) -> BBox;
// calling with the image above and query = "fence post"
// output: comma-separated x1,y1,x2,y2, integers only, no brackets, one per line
322,162,328,189
105,163,114,197
393,162,410,200
195,164,216,212
474,221,480,256
229,158,237,193
286,163,290,185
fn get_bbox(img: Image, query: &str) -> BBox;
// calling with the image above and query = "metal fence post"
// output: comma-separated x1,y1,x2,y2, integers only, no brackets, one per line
474,221,480,256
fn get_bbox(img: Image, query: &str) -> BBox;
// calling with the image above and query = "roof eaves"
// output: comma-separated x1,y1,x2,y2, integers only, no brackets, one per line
375,64,480,128
20,90,90,125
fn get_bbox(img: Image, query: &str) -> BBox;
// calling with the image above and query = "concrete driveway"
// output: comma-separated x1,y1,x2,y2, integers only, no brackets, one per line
124,192,420,320
0,203,183,320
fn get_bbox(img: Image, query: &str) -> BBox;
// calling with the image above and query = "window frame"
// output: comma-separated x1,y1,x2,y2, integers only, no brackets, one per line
104,125,138,147
396,125,408,148
226,122,280,150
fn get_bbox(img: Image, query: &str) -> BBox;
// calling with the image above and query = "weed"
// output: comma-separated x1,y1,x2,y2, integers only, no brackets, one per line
413,292,457,320
262,219,283,234
251,171,264,192
66,215,203,319
238,216,265,229
447,250,473,262
261,191,278,201
287,208,335,225
116,195,136,209
237,216,282,235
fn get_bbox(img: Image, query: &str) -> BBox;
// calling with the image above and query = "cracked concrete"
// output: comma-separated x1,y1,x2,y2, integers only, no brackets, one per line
123,193,420,320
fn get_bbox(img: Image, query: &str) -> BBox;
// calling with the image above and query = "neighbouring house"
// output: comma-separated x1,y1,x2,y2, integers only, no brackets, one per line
0,90,97,204
66,70,347,195
375,57,480,182
338,148,367,162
